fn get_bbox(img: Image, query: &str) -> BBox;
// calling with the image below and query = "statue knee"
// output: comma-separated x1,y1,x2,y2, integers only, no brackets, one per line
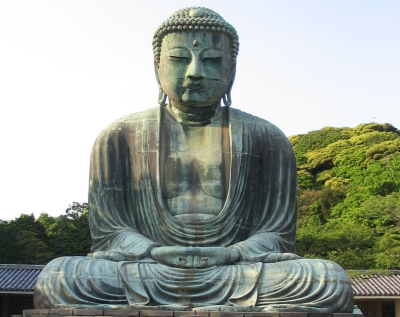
311,259,350,281
259,258,350,282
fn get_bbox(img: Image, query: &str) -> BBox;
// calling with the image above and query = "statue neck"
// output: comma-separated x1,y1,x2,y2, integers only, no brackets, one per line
167,101,221,126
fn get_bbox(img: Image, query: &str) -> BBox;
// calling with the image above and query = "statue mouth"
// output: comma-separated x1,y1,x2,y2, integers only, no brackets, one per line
183,79,203,90
186,86,202,91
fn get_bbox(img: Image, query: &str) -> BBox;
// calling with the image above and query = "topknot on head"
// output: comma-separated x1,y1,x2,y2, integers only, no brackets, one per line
152,7,239,66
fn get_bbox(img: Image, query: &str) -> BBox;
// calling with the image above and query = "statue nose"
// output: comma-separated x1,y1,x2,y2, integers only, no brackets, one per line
186,57,204,79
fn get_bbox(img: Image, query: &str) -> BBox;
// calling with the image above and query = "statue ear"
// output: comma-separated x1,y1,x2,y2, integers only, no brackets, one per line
154,61,167,107
223,66,236,107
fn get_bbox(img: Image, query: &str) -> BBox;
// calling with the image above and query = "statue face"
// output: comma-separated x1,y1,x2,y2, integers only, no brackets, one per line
157,31,232,107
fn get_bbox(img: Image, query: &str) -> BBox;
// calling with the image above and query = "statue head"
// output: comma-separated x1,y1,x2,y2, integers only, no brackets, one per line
153,7,239,107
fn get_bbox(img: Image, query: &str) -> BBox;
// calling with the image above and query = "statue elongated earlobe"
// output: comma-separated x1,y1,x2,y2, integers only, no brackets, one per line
223,92,232,107
158,88,167,107
154,61,167,107
223,67,236,107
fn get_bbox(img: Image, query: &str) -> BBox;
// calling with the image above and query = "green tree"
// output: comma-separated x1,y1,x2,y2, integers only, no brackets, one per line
45,202,91,258
294,122,400,270
0,203,91,264
0,214,52,264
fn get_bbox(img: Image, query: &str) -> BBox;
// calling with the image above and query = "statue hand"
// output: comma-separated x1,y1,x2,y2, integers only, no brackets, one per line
88,250,138,262
261,252,302,263
150,246,240,268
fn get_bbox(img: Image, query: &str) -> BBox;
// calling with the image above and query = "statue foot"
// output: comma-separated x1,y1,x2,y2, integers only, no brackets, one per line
261,305,331,313
193,306,253,312
129,305,191,311
54,304,132,310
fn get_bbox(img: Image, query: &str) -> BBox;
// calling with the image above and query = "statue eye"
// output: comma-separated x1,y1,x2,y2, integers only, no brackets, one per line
169,55,190,62
202,56,223,62
167,49,191,62
202,49,225,63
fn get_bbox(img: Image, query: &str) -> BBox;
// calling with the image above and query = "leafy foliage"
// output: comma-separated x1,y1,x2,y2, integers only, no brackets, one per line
293,123,400,269
0,202,91,264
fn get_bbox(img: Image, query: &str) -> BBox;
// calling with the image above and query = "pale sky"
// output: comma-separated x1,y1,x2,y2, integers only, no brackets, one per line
1,1,399,220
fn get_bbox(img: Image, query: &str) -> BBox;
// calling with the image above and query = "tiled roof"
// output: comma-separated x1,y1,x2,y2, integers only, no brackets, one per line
350,271,400,296
0,264,44,293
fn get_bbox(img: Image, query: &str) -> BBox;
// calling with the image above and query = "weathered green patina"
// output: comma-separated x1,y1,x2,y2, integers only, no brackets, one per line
34,7,354,313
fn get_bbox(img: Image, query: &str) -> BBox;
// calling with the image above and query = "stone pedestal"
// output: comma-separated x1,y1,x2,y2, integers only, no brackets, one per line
19,308,363,317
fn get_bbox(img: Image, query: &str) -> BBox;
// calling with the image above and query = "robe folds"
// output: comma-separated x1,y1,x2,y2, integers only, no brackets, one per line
34,107,354,312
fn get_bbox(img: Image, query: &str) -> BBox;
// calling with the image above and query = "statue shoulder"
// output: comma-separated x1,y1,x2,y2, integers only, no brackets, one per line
93,107,159,145
229,107,288,141
97,107,159,133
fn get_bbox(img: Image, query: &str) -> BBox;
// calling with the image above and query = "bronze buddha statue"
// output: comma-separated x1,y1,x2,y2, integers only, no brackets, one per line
34,7,354,313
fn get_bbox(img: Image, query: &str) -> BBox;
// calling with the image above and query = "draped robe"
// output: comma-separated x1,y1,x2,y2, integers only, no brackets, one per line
34,107,353,312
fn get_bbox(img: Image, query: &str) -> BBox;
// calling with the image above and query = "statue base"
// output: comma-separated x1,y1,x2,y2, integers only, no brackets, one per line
20,308,363,317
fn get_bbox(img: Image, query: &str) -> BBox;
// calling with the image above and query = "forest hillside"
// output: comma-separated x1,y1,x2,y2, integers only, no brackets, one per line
0,123,399,269
291,123,400,269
